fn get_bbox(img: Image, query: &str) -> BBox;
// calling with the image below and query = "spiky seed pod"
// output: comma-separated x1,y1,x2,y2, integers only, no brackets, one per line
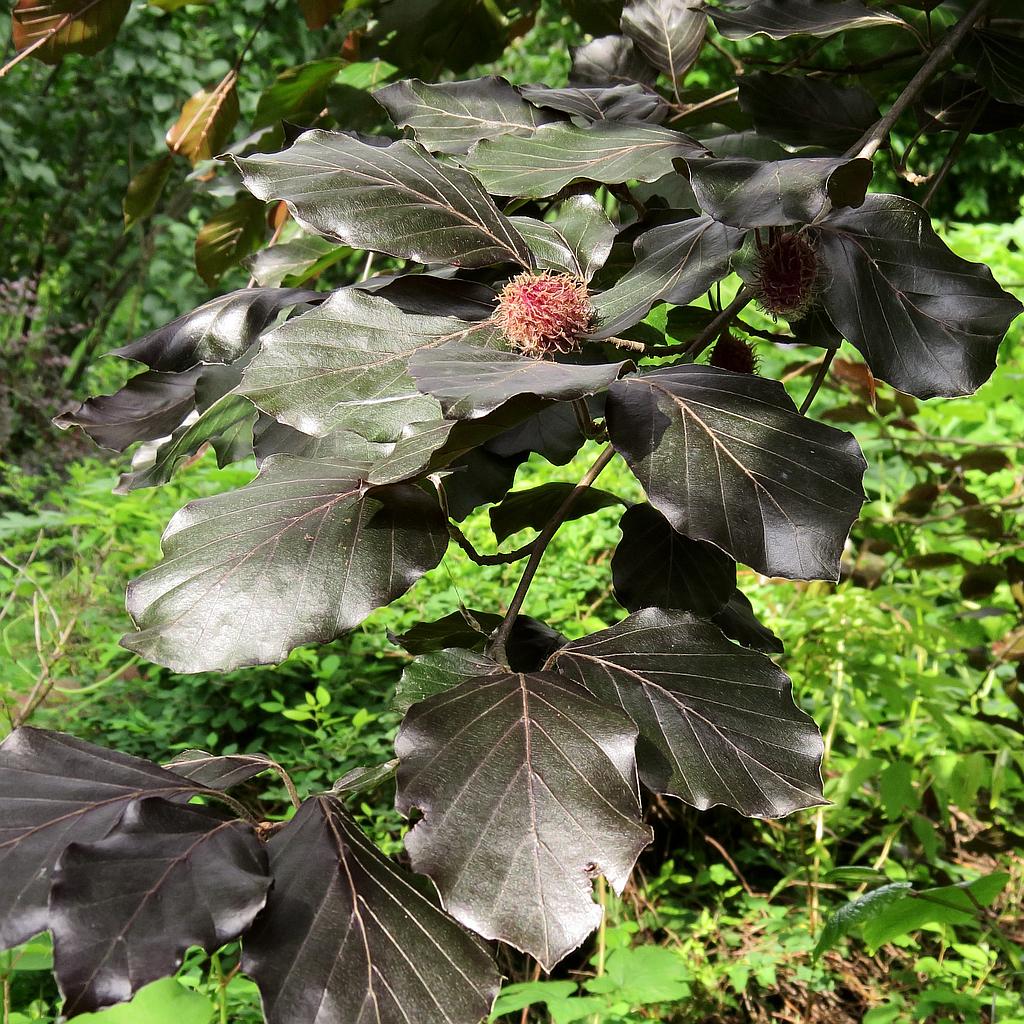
494,271,593,357
709,332,758,375
754,232,820,321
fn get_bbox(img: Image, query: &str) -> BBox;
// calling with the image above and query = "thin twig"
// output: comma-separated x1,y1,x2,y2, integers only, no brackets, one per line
489,445,618,664
683,285,756,360
921,93,987,208
848,0,993,161
447,522,535,566
799,348,837,415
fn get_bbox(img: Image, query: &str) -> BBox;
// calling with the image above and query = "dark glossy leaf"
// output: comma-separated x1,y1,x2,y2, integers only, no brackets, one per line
463,122,707,199
620,0,705,90
816,194,1024,398
685,156,872,228
393,611,567,671
370,0,538,75
612,502,735,616
195,197,267,286
443,447,527,520
235,130,531,268
374,76,557,154
509,195,618,281
54,368,201,452
164,750,276,790
50,800,269,1015
11,0,129,62
361,271,497,321
707,0,905,40
245,236,346,288
487,400,594,466
166,76,240,166
253,58,345,130
490,483,624,542
571,33,656,85
918,74,1024,134
551,608,825,816
606,364,867,580
113,288,321,372
959,28,1024,106
395,672,651,969
0,728,199,949
738,72,880,151
242,796,499,1024
239,288,501,440
114,394,257,493
590,214,745,337
123,155,174,230
122,455,448,672
410,344,630,419
712,590,783,653
395,648,502,712
519,83,669,124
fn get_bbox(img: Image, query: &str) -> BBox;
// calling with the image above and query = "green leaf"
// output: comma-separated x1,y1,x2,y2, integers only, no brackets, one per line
813,883,913,959
123,156,174,230
235,129,531,268
583,945,691,1004
860,873,1010,951
463,121,707,199
253,58,345,130
122,455,448,672
71,978,214,1024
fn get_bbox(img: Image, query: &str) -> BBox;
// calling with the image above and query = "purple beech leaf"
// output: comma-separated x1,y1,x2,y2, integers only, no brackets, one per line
122,455,448,673
409,344,631,419
54,367,202,452
738,72,881,152
816,194,1024,399
163,751,277,790
114,393,257,493
0,728,202,950
589,214,745,338
683,156,873,227
620,0,706,91
612,502,736,617
462,121,707,199
519,83,670,124
112,287,322,373
234,130,532,268
712,590,784,654
606,364,867,580
958,28,1024,107
239,287,503,440
706,0,907,40
571,33,657,85
393,611,567,670
358,271,497,320
550,608,826,817
395,671,652,970
489,482,625,543
395,648,503,713
374,75,560,154
11,0,130,62
245,235,346,289
486,398,602,466
50,799,270,1015
443,446,528,520
241,795,499,1024
510,195,618,281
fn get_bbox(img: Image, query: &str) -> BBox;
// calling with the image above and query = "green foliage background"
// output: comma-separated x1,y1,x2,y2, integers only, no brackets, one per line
2,2,1023,1022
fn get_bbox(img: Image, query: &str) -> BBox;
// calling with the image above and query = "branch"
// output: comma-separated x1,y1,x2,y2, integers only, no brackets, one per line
848,0,993,161
799,348,838,415
921,92,987,208
682,285,756,360
488,445,618,665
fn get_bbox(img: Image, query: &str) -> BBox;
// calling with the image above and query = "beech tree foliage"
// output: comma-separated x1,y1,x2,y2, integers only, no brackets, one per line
3,1,1023,1022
